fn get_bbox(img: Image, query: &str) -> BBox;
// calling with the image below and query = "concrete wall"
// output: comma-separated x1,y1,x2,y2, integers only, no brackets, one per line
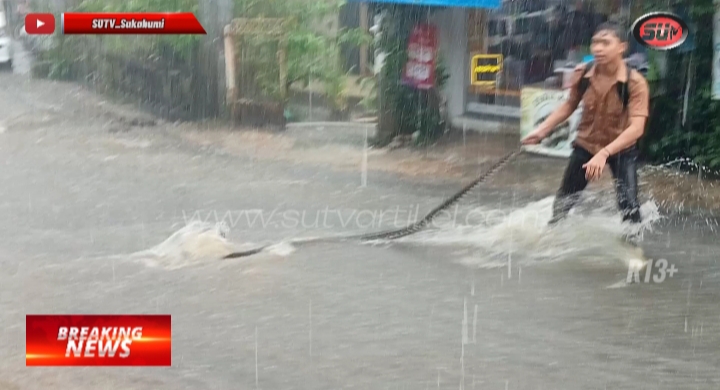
433,8,467,120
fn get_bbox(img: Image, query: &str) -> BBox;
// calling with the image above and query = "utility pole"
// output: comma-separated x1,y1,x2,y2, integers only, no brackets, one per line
195,0,234,119
371,9,394,145
216,0,234,118
196,0,218,118
359,3,369,76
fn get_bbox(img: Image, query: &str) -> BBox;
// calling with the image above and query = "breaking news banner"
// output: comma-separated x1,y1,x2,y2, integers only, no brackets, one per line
26,315,171,366
61,13,206,35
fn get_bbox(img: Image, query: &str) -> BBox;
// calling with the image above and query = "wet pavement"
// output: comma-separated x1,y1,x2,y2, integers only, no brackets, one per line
1,43,720,389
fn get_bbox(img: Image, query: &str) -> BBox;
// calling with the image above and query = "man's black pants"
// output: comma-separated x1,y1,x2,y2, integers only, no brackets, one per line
550,146,642,224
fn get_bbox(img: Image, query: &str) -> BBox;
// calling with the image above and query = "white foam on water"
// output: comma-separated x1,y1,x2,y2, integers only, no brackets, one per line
127,221,253,269
604,258,650,288
118,220,307,269
401,195,661,269
266,241,297,257
606,280,631,289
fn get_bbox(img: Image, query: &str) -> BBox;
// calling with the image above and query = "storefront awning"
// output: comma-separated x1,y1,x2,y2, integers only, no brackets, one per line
355,0,500,9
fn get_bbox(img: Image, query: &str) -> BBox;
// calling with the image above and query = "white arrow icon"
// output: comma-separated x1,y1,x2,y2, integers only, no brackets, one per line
36,19,45,29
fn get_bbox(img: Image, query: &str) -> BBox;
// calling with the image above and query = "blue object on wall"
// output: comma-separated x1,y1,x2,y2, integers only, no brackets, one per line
349,0,500,8
582,55,594,63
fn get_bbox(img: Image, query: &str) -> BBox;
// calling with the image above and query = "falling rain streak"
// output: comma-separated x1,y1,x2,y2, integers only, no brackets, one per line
1,0,719,389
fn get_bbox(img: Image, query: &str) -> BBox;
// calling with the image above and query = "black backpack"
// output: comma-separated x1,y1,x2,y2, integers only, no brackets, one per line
576,60,648,111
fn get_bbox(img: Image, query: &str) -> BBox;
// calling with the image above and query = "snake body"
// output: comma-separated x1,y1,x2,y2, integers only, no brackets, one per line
223,150,521,259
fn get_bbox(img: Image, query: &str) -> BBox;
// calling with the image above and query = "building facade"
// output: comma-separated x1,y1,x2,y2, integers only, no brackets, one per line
432,0,646,131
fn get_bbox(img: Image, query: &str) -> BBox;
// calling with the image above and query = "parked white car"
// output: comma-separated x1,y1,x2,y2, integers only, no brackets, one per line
0,7,13,69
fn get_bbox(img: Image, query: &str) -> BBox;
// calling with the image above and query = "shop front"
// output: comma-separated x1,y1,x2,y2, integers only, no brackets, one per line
456,0,651,156
466,0,626,117
351,0,503,139
355,0,650,148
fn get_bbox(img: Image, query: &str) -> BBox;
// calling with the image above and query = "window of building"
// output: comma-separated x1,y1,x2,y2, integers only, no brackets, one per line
466,0,642,117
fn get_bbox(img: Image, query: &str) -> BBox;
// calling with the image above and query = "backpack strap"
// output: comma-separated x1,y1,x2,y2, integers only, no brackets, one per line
616,65,631,111
577,60,593,98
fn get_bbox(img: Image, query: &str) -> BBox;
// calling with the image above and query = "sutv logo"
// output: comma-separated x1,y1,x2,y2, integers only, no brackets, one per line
632,12,689,51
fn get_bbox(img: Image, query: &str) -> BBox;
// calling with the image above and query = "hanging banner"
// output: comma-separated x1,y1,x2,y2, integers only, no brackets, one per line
713,0,720,100
520,88,584,158
402,24,437,90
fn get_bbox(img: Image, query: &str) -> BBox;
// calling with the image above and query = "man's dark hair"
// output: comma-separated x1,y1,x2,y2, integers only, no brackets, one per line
594,22,628,42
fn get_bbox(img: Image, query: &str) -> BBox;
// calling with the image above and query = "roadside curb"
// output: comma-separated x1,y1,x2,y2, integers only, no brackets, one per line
286,121,376,130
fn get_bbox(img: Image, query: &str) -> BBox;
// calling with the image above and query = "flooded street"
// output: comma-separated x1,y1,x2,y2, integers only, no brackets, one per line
2,39,720,390
0,58,720,389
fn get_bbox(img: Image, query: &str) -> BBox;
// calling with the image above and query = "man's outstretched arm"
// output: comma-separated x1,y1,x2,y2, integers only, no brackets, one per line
537,101,578,135
521,69,584,145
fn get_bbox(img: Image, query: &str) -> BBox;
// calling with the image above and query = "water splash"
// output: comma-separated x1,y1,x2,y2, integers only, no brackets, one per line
127,221,248,269
402,195,661,269
266,241,297,257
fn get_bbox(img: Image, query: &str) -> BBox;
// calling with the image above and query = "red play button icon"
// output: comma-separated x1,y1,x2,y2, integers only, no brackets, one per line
25,13,56,35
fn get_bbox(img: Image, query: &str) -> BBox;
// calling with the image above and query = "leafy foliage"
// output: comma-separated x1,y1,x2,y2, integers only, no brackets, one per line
234,0,370,116
358,74,378,114
375,5,449,146
641,0,720,175
72,0,200,61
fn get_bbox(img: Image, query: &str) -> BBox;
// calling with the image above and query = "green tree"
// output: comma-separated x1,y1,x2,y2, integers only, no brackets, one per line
374,4,449,146
642,0,720,176
73,0,200,61
234,0,370,118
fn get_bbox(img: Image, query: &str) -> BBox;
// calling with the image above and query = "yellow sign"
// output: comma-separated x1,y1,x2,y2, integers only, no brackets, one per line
470,54,503,87
474,65,500,73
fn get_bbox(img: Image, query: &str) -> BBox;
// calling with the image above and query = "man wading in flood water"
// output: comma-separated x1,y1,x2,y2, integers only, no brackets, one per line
521,22,650,244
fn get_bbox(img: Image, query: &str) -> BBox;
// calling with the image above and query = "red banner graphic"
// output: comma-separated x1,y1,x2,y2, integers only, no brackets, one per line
402,24,437,90
61,13,206,35
26,315,171,366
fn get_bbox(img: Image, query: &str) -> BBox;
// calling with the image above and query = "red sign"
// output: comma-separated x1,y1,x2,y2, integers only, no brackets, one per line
61,13,206,35
402,24,437,90
26,315,172,366
25,13,56,35
631,12,689,51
